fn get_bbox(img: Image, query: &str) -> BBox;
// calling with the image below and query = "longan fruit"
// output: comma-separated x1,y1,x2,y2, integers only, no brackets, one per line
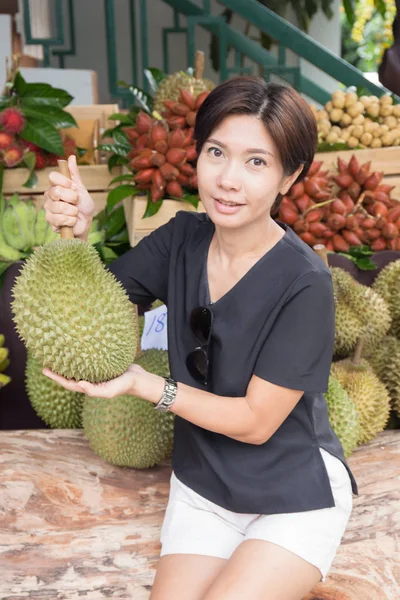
330,108,344,122
326,131,339,144
360,132,373,146
344,91,358,108
352,125,364,139
332,90,346,109
347,102,364,118
325,101,333,112
383,115,397,129
347,136,359,148
370,137,382,148
352,114,365,126
340,113,352,127
380,95,393,105
379,104,393,118
367,103,380,118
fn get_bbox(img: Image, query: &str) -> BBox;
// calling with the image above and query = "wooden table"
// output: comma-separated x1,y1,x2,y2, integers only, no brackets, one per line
0,429,399,599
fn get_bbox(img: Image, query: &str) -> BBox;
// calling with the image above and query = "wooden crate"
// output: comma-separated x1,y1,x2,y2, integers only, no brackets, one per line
123,195,206,246
2,164,121,216
314,146,400,198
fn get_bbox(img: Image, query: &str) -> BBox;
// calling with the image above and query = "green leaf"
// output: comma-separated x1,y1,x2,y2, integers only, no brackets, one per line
107,112,133,123
182,193,199,209
374,0,386,18
347,245,374,258
355,256,378,270
112,128,131,149
21,105,77,129
118,81,153,113
144,68,161,95
13,71,27,95
317,141,355,152
97,143,129,157
108,154,121,172
20,83,73,108
107,227,130,244
19,118,64,155
143,192,163,218
342,0,355,26
108,174,135,185
106,184,137,212
103,206,126,238
21,151,38,189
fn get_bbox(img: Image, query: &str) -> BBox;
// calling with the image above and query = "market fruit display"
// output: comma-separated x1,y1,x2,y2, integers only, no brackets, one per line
11,239,138,383
124,97,206,202
83,349,174,468
324,375,360,458
312,90,400,149
372,260,400,338
26,353,84,428
153,68,215,114
277,155,400,252
366,335,400,418
331,266,391,358
331,344,391,445
0,333,11,388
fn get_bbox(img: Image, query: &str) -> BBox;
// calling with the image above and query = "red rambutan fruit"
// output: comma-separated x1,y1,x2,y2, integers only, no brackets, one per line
0,107,26,134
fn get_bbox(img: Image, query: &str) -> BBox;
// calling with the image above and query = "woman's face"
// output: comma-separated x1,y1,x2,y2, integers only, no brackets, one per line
196,114,298,230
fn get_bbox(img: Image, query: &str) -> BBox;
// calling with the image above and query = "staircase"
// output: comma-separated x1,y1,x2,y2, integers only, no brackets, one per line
14,0,396,105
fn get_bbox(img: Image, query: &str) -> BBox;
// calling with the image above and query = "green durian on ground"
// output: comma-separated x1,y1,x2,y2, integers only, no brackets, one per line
331,267,391,358
365,335,400,418
83,349,173,468
324,375,360,458
12,239,138,383
372,260,400,339
153,71,215,113
26,353,83,428
331,343,390,445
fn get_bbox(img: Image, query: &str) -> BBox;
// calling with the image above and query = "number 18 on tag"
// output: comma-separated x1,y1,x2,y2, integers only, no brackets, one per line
141,304,168,351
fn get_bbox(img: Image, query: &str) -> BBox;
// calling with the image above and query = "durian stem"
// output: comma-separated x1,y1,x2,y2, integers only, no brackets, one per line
302,197,336,217
352,337,364,365
313,244,329,266
57,160,75,240
194,50,205,80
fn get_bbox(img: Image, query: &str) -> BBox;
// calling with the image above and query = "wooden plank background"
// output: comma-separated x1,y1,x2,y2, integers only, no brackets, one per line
0,429,399,599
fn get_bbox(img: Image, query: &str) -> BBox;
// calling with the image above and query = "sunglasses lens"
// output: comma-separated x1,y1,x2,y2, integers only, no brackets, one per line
186,348,208,383
190,307,212,346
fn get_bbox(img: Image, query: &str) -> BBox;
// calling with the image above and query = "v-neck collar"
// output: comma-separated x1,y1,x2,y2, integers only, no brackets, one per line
202,221,289,308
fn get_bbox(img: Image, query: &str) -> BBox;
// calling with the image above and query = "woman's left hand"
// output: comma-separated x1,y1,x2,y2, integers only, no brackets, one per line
42,363,149,399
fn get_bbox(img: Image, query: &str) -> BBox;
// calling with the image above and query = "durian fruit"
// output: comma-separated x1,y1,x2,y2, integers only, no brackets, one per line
331,339,390,445
26,353,83,428
153,51,215,113
372,260,400,339
365,335,400,418
82,349,174,468
324,375,360,458
12,238,138,383
332,267,391,358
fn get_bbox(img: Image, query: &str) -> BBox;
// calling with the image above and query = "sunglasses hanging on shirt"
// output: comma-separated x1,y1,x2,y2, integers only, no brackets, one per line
186,306,213,385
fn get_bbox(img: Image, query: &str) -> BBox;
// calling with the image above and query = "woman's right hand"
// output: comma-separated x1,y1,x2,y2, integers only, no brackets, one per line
44,154,95,240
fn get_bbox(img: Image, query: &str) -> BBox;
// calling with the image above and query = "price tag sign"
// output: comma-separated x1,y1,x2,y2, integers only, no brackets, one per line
141,304,168,351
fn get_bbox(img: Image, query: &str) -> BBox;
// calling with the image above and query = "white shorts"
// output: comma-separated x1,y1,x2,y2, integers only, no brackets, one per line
160,448,353,581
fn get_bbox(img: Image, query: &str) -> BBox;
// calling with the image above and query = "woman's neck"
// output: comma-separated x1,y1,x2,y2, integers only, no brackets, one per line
212,215,284,263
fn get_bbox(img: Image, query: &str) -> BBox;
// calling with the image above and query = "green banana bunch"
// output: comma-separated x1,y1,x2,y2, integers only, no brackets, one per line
0,334,11,388
34,208,59,246
2,195,36,252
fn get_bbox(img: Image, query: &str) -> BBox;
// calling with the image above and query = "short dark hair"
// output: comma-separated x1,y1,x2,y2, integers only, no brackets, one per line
194,76,318,213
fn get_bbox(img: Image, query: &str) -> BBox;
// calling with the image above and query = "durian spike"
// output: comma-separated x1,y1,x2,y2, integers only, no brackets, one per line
313,244,329,267
194,50,205,80
57,160,75,240
352,337,364,365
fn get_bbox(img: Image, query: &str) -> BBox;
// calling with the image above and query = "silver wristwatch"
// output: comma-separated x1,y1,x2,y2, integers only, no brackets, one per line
154,377,178,412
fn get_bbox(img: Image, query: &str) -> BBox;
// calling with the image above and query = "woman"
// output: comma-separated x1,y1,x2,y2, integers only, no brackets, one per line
43,76,357,600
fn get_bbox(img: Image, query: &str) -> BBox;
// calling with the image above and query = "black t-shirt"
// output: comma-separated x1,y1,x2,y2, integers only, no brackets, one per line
109,211,358,514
